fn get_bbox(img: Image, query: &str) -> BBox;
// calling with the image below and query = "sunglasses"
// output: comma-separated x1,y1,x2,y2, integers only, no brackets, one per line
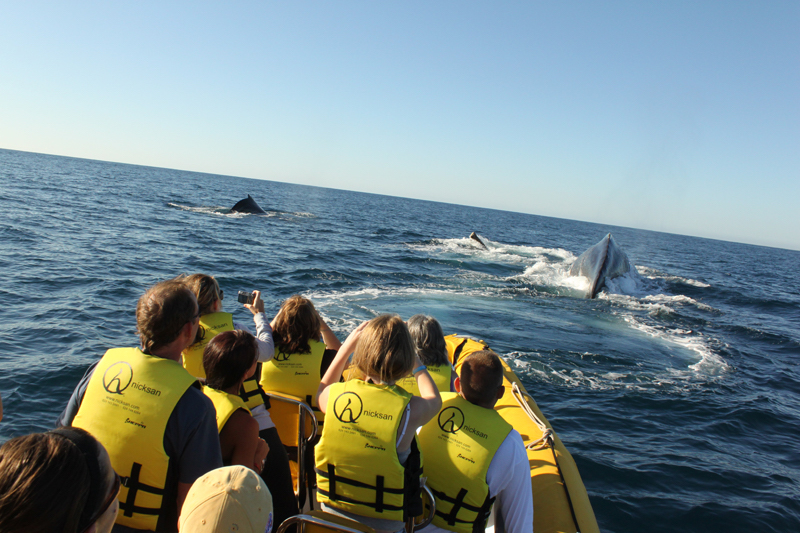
79,471,121,533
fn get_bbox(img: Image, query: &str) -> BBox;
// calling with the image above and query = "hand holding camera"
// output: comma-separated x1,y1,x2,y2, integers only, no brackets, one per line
240,290,265,315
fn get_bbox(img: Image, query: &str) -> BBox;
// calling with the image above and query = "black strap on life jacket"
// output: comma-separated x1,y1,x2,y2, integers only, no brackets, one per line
452,339,469,366
119,462,165,517
430,486,495,532
316,464,406,513
239,372,270,409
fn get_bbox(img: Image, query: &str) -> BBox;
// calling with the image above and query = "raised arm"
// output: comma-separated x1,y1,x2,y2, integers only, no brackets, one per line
318,313,342,352
400,357,442,450
316,321,368,413
242,290,275,362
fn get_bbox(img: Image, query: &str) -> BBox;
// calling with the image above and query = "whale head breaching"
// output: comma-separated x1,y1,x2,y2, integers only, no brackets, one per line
231,195,267,214
470,232,489,250
568,233,632,298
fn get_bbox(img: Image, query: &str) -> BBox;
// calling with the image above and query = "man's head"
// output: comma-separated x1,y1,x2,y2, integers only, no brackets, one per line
136,279,199,354
456,350,505,409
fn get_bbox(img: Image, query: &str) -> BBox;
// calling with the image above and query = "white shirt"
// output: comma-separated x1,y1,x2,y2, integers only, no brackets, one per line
234,313,276,430
419,429,534,533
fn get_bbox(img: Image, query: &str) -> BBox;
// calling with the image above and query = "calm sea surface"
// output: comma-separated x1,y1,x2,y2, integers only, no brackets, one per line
1,148,798,532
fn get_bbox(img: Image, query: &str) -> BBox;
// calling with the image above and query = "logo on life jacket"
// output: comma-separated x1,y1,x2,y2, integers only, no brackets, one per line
103,362,134,395
274,351,292,362
333,392,363,423
438,406,465,434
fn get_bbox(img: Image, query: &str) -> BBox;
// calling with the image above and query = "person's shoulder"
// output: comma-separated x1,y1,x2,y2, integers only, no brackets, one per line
226,409,259,434
176,383,216,418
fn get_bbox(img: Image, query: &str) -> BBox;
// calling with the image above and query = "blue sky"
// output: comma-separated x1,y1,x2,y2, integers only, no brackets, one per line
2,2,798,250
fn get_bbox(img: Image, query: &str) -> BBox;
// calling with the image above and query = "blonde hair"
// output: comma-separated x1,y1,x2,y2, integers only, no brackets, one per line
352,315,416,384
182,273,221,316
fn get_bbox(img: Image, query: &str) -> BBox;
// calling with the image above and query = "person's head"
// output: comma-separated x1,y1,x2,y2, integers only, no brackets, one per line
407,314,448,367
136,278,200,353
456,350,505,409
183,273,223,316
273,295,321,355
179,465,274,533
203,330,258,391
352,314,416,384
0,427,120,533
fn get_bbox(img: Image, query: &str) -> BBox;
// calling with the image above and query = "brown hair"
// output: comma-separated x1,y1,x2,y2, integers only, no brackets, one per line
0,429,94,533
136,278,198,353
407,314,448,366
273,295,321,355
459,350,504,407
352,315,416,384
182,273,222,316
203,330,258,390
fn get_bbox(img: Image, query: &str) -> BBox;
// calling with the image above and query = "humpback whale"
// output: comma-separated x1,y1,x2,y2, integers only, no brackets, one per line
231,195,266,214
470,232,489,250
568,233,632,298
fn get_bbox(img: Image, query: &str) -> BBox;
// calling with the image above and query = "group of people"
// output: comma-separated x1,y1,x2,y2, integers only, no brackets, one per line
0,275,533,533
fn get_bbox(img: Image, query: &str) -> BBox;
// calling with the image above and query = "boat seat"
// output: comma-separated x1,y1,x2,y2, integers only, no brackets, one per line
264,391,319,509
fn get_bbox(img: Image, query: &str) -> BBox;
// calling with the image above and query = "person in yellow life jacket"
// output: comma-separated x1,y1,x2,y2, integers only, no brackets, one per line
397,315,456,396
260,295,342,419
417,351,533,533
57,278,222,533
315,315,443,533
182,273,298,530
202,330,269,473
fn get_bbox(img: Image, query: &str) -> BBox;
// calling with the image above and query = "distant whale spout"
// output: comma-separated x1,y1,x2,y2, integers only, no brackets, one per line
231,195,266,214
568,233,632,298
470,232,488,250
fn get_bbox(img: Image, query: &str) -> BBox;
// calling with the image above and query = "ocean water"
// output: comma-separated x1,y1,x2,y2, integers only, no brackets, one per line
1,148,798,532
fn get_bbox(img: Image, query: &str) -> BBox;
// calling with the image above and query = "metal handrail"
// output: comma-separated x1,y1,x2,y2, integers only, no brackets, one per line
415,483,437,530
276,513,375,533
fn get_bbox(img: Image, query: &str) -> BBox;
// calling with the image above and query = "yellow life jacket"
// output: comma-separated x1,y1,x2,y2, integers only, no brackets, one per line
72,348,197,532
239,370,267,411
182,312,267,411
315,379,422,522
396,363,452,396
260,339,326,421
444,335,491,375
202,386,252,433
181,312,234,379
418,392,512,533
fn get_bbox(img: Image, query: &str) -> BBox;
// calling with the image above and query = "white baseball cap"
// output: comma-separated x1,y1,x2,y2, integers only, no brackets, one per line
179,466,274,533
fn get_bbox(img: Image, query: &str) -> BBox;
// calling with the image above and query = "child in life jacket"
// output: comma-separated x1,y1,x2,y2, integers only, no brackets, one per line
202,330,270,474
314,315,443,533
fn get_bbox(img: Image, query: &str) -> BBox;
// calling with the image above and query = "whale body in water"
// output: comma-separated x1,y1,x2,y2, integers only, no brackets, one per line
568,233,632,298
231,195,266,214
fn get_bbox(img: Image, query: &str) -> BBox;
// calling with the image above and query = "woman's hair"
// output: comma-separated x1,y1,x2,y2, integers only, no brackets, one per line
203,330,258,390
183,273,222,316
0,427,107,533
407,314,448,366
273,296,321,355
352,314,416,384
136,278,198,353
